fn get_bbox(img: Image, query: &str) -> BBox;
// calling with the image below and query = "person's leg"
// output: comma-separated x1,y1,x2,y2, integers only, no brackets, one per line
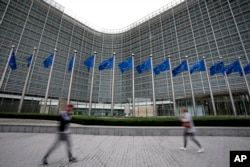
180,129,188,150
190,133,201,148
190,133,204,152
184,129,188,148
64,133,75,161
43,135,60,163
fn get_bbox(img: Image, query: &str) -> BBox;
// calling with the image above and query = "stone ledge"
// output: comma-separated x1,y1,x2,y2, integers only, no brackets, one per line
0,124,249,136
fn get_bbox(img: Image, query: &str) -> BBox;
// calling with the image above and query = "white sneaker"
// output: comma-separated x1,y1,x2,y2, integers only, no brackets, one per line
197,148,205,153
179,147,187,151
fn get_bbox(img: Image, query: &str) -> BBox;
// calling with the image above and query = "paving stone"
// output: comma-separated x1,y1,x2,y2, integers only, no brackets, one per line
0,133,250,167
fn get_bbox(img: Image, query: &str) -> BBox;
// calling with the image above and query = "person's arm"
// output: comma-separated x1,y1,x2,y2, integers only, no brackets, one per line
181,113,190,122
61,111,71,121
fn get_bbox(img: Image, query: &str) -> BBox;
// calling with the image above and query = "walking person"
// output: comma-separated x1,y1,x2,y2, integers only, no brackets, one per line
179,108,204,153
42,104,77,165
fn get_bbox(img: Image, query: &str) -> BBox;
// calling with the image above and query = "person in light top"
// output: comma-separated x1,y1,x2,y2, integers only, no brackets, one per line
42,104,77,165
179,108,204,153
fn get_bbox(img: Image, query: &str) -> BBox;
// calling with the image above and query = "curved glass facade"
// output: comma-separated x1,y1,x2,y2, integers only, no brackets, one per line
0,0,249,116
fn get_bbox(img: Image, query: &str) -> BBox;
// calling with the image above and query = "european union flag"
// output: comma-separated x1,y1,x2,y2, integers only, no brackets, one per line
240,64,250,76
99,57,114,70
136,58,151,74
43,54,54,68
190,60,206,74
68,55,75,72
172,60,188,77
84,55,95,72
27,55,32,68
153,59,170,75
210,61,225,76
9,51,17,70
118,57,132,73
244,64,250,75
225,60,241,75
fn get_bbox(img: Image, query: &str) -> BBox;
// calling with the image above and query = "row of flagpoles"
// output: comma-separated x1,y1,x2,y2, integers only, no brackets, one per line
1,45,250,116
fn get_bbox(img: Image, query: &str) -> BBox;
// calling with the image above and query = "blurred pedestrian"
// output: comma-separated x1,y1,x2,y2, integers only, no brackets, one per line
179,108,204,153
42,104,77,165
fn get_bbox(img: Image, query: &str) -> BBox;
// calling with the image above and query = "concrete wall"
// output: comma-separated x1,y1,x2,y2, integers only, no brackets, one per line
1,124,249,137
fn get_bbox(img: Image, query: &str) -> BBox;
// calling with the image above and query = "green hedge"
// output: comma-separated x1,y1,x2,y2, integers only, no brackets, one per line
0,112,250,127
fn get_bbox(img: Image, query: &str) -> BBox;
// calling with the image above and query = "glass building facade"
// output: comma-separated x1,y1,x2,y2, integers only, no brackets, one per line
0,0,249,116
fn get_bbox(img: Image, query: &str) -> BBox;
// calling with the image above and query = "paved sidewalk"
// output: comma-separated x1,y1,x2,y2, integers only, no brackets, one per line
0,133,250,167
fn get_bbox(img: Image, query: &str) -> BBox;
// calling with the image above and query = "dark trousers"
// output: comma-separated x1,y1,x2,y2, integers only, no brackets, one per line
43,133,73,160
183,129,201,148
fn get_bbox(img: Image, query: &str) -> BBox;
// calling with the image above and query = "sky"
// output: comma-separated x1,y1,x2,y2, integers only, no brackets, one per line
54,0,174,30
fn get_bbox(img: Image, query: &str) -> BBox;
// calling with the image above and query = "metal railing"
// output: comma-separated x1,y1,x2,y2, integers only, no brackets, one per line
43,0,185,34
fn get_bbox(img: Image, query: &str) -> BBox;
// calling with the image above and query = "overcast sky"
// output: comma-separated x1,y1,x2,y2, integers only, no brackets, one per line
54,0,174,30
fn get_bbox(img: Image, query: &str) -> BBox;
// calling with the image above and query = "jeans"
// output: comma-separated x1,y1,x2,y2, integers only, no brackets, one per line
183,128,201,148
43,133,73,160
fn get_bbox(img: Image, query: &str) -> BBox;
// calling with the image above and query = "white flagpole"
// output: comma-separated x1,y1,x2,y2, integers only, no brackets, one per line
168,55,177,116
132,53,135,117
203,56,217,116
238,57,250,98
17,47,37,113
186,56,196,116
0,45,15,89
67,50,77,103
0,0,11,25
88,51,96,116
150,54,156,116
111,52,116,116
220,57,237,116
43,48,57,113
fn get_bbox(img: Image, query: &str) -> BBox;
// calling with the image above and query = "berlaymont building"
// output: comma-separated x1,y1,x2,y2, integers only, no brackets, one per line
0,0,249,116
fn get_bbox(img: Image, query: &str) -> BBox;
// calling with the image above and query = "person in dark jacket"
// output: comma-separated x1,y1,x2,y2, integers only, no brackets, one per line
42,104,76,165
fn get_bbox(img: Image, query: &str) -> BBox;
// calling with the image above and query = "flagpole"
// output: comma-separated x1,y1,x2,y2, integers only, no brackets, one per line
111,52,116,116
238,57,250,98
43,48,57,113
67,50,77,103
150,54,156,116
168,55,177,116
17,47,37,113
0,45,15,89
203,56,217,116
88,51,96,116
132,53,135,117
220,57,237,116
186,56,196,116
